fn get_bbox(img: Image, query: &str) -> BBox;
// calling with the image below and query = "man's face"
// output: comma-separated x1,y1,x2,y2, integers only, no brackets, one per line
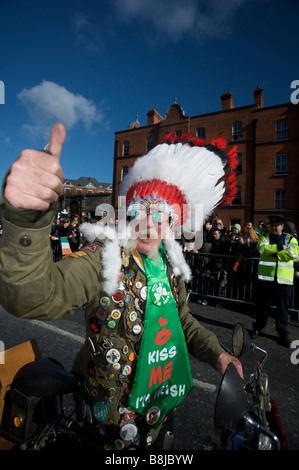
127,197,171,255
134,214,169,254
212,230,221,240
271,223,284,235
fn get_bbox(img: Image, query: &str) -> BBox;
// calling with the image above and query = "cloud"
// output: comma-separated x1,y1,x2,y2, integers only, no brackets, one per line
17,81,105,140
0,131,11,146
70,11,100,55
112,0,246,43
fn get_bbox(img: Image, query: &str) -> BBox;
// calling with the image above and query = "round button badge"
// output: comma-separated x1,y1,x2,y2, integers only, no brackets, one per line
119,423,138,441
140,286,147,300
150,281,171,306
100,296,110,307
129,311,137,322
112,291,123,303
93,401,108,423
146,406,161,425
132,324,142,335
121,365,132,376
106,348,121,364
111,309,121,319
107,320,116,329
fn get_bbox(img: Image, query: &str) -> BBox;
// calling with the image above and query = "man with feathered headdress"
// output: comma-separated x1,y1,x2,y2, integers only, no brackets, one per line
0,123,242,450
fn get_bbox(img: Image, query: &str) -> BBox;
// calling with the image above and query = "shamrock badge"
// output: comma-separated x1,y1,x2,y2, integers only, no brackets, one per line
150,281,171,306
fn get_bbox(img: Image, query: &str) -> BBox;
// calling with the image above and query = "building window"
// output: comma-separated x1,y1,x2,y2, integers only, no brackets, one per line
231,185,241,205
123,141,129,156
232,122,243,141
275,154,287,174
275,190,287,209
76,189,82,194
64,188,71,194
276,120,288,140
196,128,205,139
175,130,182,139
147,136,154,152
236,152,242,173
121,165,129,181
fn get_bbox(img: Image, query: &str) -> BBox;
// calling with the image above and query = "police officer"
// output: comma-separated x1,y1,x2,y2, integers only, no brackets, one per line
252,215,298,347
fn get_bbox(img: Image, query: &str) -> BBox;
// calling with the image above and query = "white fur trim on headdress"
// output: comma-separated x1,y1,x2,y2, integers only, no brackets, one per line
79,222,191,294
79,222,130,295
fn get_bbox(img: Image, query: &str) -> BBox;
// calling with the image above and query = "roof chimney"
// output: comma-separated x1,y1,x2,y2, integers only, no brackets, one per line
254,85,264,108
147,108,163,125
221,91,235,110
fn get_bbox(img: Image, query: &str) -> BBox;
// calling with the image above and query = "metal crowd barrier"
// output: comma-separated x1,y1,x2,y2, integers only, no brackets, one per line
185,251,299,318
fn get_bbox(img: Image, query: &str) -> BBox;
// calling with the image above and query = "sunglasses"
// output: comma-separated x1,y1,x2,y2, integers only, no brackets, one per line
128,209,170,223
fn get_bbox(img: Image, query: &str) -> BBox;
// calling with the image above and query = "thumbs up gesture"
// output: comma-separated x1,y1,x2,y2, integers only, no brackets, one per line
4,123,66,211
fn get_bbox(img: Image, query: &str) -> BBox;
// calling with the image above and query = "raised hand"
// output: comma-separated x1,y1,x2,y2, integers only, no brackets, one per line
4,123,66,211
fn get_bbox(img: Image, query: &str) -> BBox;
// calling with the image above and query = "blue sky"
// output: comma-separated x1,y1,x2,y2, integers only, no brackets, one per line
0,0,298,189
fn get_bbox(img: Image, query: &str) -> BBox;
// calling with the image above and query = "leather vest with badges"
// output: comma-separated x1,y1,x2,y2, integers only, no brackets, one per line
73,248,181,450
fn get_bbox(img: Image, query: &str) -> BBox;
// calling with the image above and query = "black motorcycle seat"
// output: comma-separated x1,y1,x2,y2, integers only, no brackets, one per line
15,357,83,397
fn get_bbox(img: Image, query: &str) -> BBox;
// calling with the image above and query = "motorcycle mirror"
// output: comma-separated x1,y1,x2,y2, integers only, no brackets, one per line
214,362,248,430
232,322,252,358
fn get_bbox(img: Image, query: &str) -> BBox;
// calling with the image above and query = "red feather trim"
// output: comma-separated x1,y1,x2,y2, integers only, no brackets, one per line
190,137,206,147
225,179,238,204
159,131,176,144
226,171,236,184
227,145,238,169
180,132,191,142
141,180,150,198
209,136,227,149
145,179,157,196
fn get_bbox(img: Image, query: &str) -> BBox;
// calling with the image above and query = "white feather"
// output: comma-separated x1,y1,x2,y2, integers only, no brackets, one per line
101,238,122,295
120,142,226,229
163,228,192,281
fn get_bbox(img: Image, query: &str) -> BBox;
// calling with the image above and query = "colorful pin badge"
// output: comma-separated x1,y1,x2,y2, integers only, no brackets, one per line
146,406,160,425
106,348,121,364
93,401,108,423
100,297,110,307
111,309,121,319
89,317,101,334
119,423,138,441
112,291,123,303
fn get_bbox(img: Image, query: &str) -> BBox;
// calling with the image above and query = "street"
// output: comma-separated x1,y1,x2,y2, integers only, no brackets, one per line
0,300,298,450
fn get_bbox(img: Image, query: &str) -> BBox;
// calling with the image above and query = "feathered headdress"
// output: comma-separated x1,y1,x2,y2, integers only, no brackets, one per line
120,131,238,232
80,132,238,293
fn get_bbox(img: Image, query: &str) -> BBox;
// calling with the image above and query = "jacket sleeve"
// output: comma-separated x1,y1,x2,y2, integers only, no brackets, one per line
257,234,278,257
0,217,103,321
176,276,226,370
277,235,299,263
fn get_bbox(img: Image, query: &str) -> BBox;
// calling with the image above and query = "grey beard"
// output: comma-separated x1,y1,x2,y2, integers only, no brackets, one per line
145,243,160,260
123,237,160,260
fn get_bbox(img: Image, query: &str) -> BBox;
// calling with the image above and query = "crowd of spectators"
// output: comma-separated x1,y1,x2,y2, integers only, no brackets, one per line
183,217,298,308
3,206,294,309
50,210,85,261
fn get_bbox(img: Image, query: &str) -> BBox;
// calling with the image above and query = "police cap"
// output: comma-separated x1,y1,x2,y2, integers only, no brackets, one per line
268,215,286,226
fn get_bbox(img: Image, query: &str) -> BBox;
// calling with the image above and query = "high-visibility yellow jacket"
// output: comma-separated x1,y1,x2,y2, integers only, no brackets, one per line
257,232,299,285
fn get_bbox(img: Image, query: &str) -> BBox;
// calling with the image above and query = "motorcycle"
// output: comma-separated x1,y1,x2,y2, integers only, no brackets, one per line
0,357,103,450
1,323,287,451
212,322,287,450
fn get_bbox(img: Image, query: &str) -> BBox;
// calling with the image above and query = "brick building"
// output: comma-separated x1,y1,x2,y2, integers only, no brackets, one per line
58,176,112,218
112,87,299,232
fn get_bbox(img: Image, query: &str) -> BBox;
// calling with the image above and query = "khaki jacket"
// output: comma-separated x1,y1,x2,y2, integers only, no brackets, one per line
0,206,226,449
